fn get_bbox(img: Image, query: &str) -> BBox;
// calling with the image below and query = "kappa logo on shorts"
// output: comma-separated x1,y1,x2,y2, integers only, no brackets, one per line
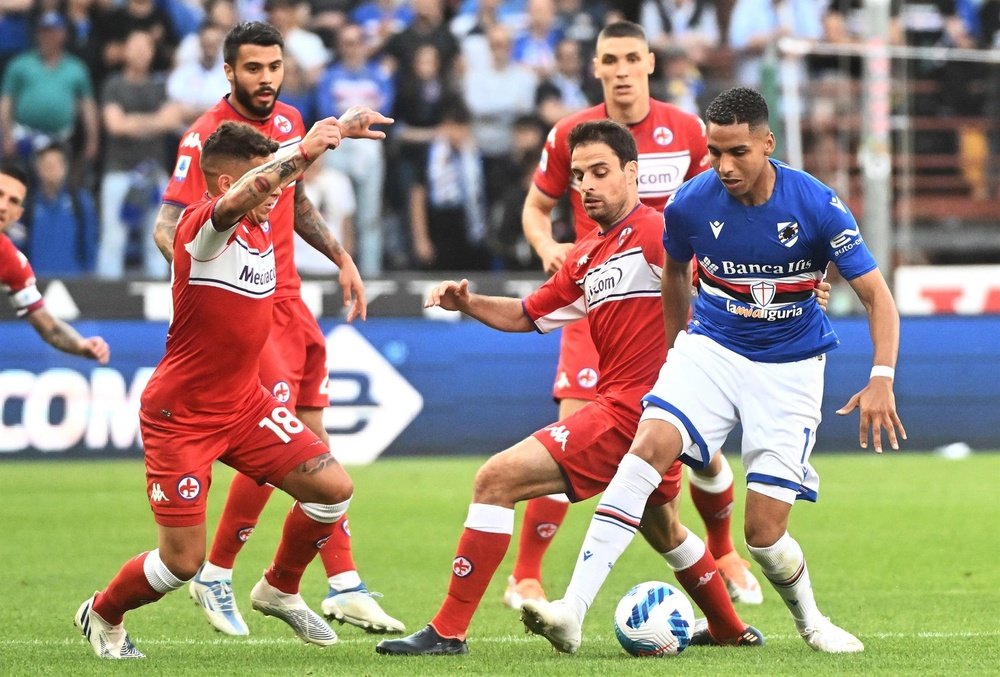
177,476,201,500
576,368,598,389
237,527,255,542
149,483,169,502
272,380,291,403
536,522,559,539
274,114,292,134
545,425,570,451
452,556,473,577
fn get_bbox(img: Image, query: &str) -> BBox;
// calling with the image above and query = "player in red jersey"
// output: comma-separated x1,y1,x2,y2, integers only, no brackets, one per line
74,118,364,659
0,162,109,363
151,22,403,635
376,121,762,657
509,20,761,611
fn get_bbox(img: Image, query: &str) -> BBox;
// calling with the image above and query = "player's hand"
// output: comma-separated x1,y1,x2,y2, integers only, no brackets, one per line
336,255,367,322
836,377,907,453
337,106,394,140
814,280,832,312
80,336,110,364
424,279,470,312
414,236,435,266
539,240,574,276
302,117,343,159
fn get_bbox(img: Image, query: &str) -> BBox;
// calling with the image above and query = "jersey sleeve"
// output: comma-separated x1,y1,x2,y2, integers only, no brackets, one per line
0,236,44,317
662,193,694,263
532,121,571,199
522,260,586,333
179,197,237,261
163,123,209,208
821,192,878,280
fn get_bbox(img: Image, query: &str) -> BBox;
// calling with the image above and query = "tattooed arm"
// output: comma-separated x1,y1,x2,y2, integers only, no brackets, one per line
26,307,110,364
294,182,368,322
152,203,184,264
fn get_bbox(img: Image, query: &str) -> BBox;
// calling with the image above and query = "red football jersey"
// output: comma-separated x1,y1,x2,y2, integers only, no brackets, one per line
141,196,277,423
522,203,667,419
533,99,709,240
0,234,44,316
163,96,305,301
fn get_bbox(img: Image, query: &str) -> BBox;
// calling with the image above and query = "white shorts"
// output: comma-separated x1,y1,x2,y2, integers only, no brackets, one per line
641,332,825,503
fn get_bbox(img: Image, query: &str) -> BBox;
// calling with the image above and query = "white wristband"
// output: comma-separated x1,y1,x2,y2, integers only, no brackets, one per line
870,365,895,380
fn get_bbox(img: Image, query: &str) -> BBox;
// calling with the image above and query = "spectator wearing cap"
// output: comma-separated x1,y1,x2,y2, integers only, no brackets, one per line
0,12,99,168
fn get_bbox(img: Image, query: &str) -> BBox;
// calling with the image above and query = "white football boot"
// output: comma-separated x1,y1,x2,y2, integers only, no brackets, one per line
189,567,249,636
250,577,337,646
520,598,582,654
75,594,145,659
321,584,405,633
800,617,864,653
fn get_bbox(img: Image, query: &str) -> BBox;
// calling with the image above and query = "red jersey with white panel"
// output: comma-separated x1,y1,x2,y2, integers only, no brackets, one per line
141,196,277,424
163,95,305,301
522,203,667,422
533,99,709,240
0,234,44,316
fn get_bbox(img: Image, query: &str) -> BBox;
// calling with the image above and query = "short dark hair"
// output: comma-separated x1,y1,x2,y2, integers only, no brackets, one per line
597,20,647,45
568,120,638,168
223,21,283,66
202,121,280,167
0,161,30,189
440,96,472,125
704,87,770,130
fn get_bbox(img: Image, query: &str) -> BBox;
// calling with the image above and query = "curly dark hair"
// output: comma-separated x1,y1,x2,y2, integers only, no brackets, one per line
704,87,770,130
202,121,279,163
224,21,283,66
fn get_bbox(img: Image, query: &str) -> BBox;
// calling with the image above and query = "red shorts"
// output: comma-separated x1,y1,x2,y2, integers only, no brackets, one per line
140,385,327,527
259,296,328,410
553,318,600,402
532,395,682,506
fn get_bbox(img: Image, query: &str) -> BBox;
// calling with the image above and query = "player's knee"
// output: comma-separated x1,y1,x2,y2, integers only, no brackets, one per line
158,545,205,581
300,496,352,524
471,459,515,504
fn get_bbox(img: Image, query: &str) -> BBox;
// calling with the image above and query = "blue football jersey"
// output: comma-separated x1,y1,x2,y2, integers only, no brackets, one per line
663,159,878,362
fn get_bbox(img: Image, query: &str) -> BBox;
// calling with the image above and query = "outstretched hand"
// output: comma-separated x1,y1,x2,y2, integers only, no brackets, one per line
424,279,470,312
836,377,907,452
337,106,394,140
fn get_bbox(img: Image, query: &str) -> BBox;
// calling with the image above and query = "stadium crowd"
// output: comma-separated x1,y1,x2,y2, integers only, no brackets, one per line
1,0,998,278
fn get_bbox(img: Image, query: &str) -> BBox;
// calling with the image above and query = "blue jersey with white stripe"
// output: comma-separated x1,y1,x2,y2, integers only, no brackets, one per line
663,159,878,362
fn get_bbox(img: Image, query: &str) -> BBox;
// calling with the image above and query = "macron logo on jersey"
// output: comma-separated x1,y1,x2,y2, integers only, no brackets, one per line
830,196,848,213
710,220,724,239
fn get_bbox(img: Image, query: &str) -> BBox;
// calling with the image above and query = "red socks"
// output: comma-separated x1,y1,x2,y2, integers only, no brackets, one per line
431,528,511,639
93,552,164,625
689,482,736,558
511,496,569,582
674,549,745,642
208,473,275,569
319,515,357,577
264,502,335,594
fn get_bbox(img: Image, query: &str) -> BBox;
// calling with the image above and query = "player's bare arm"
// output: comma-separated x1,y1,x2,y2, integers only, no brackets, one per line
522,184,574,276
25,307,110,364
153,203,184,263
336,105,394,140
661,255,692,349
836,268,907,452
425,279,534,332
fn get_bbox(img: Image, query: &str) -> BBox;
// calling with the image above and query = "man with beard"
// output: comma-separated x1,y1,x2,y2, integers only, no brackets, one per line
151,21,403,639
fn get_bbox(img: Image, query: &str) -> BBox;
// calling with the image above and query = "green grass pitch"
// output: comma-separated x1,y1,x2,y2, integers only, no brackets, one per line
1,452,998,675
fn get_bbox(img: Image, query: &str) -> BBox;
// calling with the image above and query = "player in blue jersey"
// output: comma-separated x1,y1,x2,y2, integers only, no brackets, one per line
524,87,905,654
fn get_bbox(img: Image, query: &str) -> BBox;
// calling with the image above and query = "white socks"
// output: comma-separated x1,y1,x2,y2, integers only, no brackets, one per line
747,532,822,629
660,528,705,571
143,549,188,593
464,503,515,534
563,454,661,622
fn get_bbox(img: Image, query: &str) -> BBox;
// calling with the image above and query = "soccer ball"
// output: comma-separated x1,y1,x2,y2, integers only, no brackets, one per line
613,581,695,657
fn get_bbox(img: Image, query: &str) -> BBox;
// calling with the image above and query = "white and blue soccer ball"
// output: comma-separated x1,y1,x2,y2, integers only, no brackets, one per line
613,581,695,657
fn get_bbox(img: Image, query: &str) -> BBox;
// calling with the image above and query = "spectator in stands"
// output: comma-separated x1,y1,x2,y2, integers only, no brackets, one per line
383,0,459,84
982,0,1000,197
387,42,453,269
93,0,179,80
511,0,563,77
314,22,394,276
294,159,356,275
451,0,526,49
410,98,491,271
463,23,537,204
728,0,823,89
555,0,605,47
0,0,31,78
174,0,236,68
63,0,101,83
656,45,704,115
640,0,719,67
20,143,97,276
97,29,181,279
534,36,596,127
167,20,230,120
352,0,414,55
0,13,98,171
265,0,329,87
